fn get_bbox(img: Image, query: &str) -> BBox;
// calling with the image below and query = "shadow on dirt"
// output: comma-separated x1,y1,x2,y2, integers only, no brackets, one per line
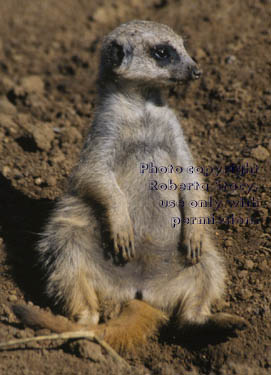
0,174,54,306
160,320,238,350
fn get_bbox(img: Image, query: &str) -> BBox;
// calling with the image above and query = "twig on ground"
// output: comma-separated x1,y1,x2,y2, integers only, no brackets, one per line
0,330,129,368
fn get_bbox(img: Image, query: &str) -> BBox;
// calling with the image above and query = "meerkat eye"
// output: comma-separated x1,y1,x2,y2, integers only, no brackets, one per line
154,47,170,59
150,44,180,67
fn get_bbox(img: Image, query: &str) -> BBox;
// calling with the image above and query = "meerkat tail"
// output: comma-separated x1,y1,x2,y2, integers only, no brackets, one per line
12,305,85,333
94,300,168,354
13,300,168,353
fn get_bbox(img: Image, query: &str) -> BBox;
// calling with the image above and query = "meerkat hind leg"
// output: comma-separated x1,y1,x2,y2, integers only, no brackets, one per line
178,311,248,334
173,254,248,333
57,270,100,326
206,312,248,331
39,196,102,326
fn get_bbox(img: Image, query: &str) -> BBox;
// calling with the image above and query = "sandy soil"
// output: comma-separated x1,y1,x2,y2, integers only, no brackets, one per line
0,0,270,374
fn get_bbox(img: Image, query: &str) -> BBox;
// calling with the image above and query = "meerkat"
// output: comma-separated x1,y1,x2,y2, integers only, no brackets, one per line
13,20,247,352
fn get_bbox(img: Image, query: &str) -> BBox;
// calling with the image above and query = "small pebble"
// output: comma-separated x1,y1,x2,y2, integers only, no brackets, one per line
50,151,65,164
258,260,268,271
225,55,236,64
20,75,44,94
8,295,18,302
68,340,105,362
0,96,17,115
32,122,55,151
0,114,18,134
244,259,254,270
239,270,248,278
0,76,14,92
35,177,42,185
224,238,233,247
47,176,57,186
238,289,252,300
251,145,269,161
2,166,10,177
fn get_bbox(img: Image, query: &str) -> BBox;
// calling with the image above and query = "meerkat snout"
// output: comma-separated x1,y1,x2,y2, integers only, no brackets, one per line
169,59,202,83
190,64,202,80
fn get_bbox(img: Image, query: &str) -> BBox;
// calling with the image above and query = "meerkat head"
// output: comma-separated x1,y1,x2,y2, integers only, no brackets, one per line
99,20,201,87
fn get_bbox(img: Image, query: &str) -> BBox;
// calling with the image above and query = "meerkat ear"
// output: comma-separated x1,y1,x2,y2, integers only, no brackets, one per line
101,41,125,70
102,40,133,73
109,41,125,68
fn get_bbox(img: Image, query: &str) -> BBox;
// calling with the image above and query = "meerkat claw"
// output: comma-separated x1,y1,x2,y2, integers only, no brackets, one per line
113,231,135,261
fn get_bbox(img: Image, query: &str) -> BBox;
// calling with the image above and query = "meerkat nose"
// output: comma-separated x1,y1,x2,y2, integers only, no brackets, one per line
190,65,202,80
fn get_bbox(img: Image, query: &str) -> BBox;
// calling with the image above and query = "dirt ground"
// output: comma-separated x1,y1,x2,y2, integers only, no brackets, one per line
0,0,270,374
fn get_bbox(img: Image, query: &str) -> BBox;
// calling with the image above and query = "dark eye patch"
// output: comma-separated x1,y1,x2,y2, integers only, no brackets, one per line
150,44,180,67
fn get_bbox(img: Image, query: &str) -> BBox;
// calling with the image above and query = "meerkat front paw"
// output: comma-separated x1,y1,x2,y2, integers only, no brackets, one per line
183,227,203,265
109,210,135,261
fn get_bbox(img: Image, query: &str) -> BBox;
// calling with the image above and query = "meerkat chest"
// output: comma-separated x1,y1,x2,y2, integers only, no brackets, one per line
119,101,177,149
